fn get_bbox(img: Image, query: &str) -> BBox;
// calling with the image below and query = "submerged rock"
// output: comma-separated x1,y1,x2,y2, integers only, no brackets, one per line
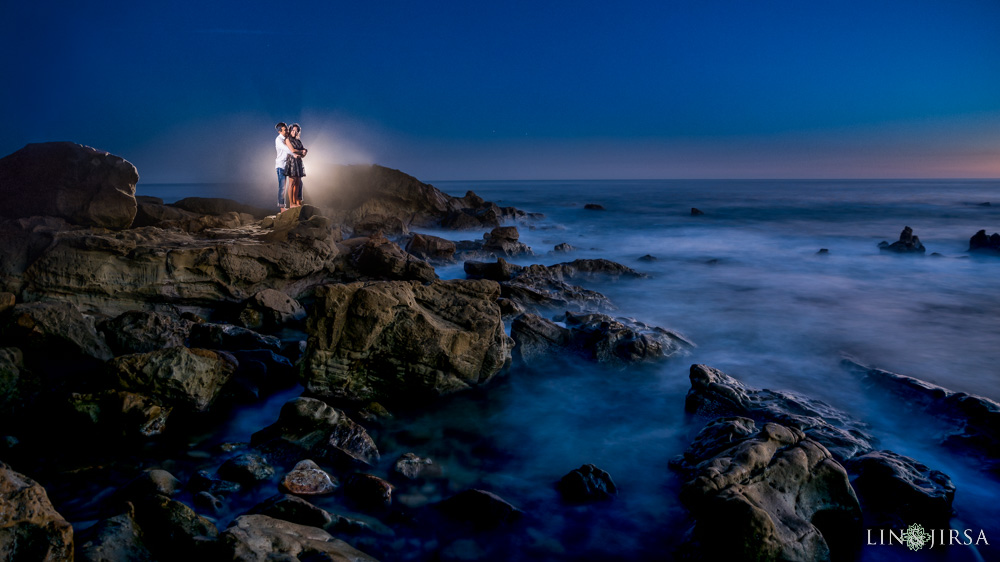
437,489,524,530
301,279,512,405
344,473,394,511
878,226,926,253
0,460,74,562
251,397,380,467
218,452,276,485
684,364,876,461
393,453,442,481
0,142,138,229
557,464,618,503
677,418,861,561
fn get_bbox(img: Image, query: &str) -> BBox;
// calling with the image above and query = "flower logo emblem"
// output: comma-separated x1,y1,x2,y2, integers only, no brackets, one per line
900,523,930,551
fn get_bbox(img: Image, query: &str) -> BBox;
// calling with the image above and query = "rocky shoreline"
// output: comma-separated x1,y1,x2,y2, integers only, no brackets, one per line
1,142,998,561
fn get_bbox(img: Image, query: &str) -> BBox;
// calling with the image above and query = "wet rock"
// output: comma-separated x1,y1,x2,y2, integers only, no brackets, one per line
817,248,830,254
99,310,194,355
77,502,154,562
4,301,113,374
463,257,523,281
406,233,457,262
553,243,575,252
280,460,339,495
845,450,955,528
437,489,523,530
251,397,380,467
132,494,218,559
219,514,379,561
237,289,307,333
188,470,241,496
969,229,1000,252
844,360,1000,471
638,254,657,262
690,207,705,216
393,453,442,480
0,142,138,229
557,464,618,503
120,468,182,499
68,390,172,437
510,313,570,362
583,203,605,210
878,225,926,253
218,452,276,485
483,226,533,257
531,258,645,281
106,347,237,412
496,297,525,319
247,493,332,528
344,474,394,510
0,460,74,561
301,280,512,405
189,322,281,352
684,364,876,461
192,491,225,516
562,311,693,364
337,235,438,282
678,419,861,561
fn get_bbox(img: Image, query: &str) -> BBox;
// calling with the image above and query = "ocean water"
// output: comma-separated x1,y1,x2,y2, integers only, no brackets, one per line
140,179,1000,560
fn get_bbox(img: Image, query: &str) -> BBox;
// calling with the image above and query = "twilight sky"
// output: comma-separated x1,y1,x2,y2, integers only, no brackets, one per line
3,0,999,183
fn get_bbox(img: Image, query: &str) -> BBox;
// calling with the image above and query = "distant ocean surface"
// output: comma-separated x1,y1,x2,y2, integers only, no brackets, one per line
142,179,1000,560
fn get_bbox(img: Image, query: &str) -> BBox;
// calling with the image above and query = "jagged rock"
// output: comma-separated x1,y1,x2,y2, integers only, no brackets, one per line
969,229,1000,252
218,453,276,485
219,514,379,562
251,397,380,467
344,474,394,510
483,226,532,256
684,364,876,461
561,311,692,364
393,453,442,480
106,347,237,412
301,280,511,405
553,243,575,253
405,233,457,262
68,390,173,437
336,235,437,282
4,301,113,367
1,216,341,317
99,310,194,355
280,460,339,495
878,226,926,253
844,360,1000,471
132,494,218,559
189,322,281,352
510,313,570,362
76,502,154,562
557,464,618,503
0,142,138,229
677,419,861,561
437,489,523,530
262,204,337,243
169,197,272,219
0,460,74,561
463,257,523,282
845,450,955,528
237,289,306,332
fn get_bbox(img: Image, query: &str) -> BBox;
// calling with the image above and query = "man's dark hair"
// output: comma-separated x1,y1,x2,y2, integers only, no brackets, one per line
275,122,287,131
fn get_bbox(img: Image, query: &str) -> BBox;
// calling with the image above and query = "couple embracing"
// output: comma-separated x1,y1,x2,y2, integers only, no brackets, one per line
274,122,308,212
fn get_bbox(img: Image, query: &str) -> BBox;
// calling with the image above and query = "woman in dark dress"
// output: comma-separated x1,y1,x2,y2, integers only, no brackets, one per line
283,123,307,207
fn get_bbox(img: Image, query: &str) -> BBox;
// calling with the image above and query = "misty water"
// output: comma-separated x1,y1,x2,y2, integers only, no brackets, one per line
136,179,1000,560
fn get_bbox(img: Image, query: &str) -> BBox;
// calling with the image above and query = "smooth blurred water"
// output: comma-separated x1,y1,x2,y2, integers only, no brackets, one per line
140,179,1000,560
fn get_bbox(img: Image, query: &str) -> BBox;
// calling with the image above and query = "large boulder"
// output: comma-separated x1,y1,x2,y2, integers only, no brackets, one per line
76,502,154,562
405,233,457,262
218,514,379,562
0,142,138,229
845,450,955,528
99,310,194,355
336,235,437,283
677,418,861,561
684,364,876,461
0,460,74,561
106,346,237,412
482,226,532,257
301,279,512,404
251,397,380,467
237,289,307,333
131,494,218,559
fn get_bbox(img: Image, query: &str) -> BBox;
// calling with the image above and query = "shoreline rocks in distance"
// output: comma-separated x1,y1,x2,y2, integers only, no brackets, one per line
969,229,1000,253
878,226,926,253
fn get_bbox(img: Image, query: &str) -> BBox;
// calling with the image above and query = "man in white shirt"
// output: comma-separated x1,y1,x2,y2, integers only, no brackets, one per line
274,122,295,212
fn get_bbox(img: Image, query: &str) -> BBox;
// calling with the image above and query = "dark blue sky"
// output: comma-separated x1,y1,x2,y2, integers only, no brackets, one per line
3,1,999,182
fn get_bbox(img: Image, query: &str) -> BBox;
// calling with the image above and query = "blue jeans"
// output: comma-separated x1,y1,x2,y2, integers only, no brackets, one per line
276,168,287,208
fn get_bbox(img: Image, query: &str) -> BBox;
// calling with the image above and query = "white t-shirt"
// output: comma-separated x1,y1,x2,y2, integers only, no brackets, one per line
275,134,293,169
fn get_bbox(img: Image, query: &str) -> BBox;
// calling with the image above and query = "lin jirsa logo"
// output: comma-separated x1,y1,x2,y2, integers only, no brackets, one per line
868,523,989,550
